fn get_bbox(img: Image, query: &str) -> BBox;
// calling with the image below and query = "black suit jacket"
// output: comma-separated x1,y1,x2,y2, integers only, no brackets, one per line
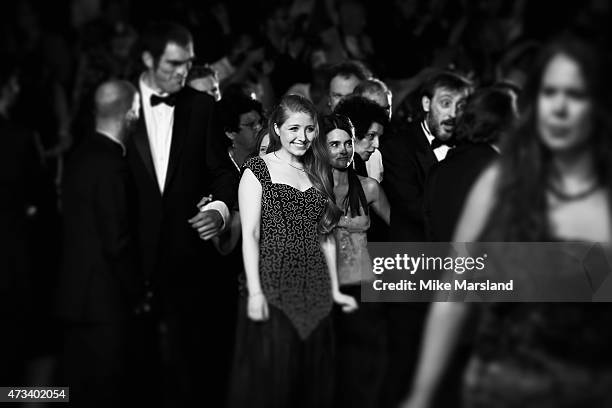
381,121,437,242
126,86,238,310
58,133,141,322
0,117,51,319
424,143,498,242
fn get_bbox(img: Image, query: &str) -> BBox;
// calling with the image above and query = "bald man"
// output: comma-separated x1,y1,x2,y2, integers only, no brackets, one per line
58,80,144,407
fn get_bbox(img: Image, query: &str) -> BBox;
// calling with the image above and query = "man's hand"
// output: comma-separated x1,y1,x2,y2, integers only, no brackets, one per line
188,209,223,240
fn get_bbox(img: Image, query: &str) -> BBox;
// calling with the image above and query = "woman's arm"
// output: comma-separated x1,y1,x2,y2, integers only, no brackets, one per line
239,169,268,320
211,209,242,255
362,176,391,226
320,234,358,313
400,163,500,408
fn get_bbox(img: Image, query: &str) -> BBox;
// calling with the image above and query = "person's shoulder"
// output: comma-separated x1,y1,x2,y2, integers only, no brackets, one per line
382,121,423,151
72,135,124,170
358,175,381,197
242,155,269,180
477,160,501,187
244,154,265,169
179,86,215,107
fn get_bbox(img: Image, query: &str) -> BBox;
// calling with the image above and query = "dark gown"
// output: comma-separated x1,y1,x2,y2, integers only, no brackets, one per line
463,238,612,407
229,156,334,408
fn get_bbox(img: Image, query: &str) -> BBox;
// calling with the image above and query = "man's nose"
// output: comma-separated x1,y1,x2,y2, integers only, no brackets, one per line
177,63,190,78
372,135,380,149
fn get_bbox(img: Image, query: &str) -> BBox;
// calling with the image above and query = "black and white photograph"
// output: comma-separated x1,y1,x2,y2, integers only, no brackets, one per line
2,0,612,407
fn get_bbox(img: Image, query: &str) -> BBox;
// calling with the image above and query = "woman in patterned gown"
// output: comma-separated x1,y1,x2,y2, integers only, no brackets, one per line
229,94,357,407
400,35,612,408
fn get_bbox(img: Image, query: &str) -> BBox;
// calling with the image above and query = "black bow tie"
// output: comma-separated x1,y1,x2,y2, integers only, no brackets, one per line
431,138,452,150
150,93,177,107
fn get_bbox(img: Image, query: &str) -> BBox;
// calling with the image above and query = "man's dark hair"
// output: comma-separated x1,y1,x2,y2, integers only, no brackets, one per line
334,95,388,140
140,21,192,63
214,93,263,147
187,64,217,82
420,70,472,100
414,70,472,120
327,60,372,88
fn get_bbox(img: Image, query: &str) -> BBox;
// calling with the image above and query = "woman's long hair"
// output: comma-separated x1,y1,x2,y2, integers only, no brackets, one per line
268,94,342,234
318,113,369,218
481,35,612,241
454,86,517,145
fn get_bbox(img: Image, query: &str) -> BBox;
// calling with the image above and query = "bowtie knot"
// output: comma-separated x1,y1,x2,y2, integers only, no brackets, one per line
150,93,177,107
431,138,452,150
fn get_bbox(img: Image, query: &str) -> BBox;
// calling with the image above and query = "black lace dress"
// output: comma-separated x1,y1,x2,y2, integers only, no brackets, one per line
229,156,335,408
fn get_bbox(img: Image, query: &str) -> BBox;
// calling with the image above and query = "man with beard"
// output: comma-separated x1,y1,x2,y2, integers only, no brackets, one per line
381,71,471,242
378,71,470,408
59,80,142,407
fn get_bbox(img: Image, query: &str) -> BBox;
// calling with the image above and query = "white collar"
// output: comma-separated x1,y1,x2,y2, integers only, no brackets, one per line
421,120,435,146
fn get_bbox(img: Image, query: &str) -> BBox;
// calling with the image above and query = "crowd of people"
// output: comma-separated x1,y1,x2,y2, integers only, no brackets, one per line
2,0,612,407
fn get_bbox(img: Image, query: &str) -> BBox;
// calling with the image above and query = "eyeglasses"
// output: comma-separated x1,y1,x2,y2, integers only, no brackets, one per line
239,119,263,132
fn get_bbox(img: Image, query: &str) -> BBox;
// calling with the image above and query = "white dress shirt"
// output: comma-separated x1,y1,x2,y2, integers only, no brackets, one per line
421,121,450,162
139,76,174,193
139,75,229,227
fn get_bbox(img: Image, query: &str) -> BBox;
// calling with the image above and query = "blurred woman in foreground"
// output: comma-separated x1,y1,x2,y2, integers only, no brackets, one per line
401,36,612,408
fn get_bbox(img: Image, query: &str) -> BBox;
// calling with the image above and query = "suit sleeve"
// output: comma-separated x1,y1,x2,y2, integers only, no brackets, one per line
203,97,240,210
382,137,427,241
423,164,438,242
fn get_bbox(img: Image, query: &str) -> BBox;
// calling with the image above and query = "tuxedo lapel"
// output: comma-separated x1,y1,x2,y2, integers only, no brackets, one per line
414,126,437,181
164,92,191,192
133,114,158,187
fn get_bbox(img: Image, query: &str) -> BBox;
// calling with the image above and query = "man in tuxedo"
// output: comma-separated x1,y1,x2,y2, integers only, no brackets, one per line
58,80,142,407
381,71,471,242
378,71,471,408
127,22,238,405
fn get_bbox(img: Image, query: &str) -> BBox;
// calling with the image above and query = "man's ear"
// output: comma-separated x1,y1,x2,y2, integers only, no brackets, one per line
225,129,236,142
421,95,431,113
142,51,154,70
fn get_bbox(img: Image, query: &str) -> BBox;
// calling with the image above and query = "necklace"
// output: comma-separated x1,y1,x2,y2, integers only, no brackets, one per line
547,180,600,201
228,148,240,172
274,151,305,172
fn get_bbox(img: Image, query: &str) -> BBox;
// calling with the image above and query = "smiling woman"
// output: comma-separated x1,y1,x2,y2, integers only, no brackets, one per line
230,95,356,407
